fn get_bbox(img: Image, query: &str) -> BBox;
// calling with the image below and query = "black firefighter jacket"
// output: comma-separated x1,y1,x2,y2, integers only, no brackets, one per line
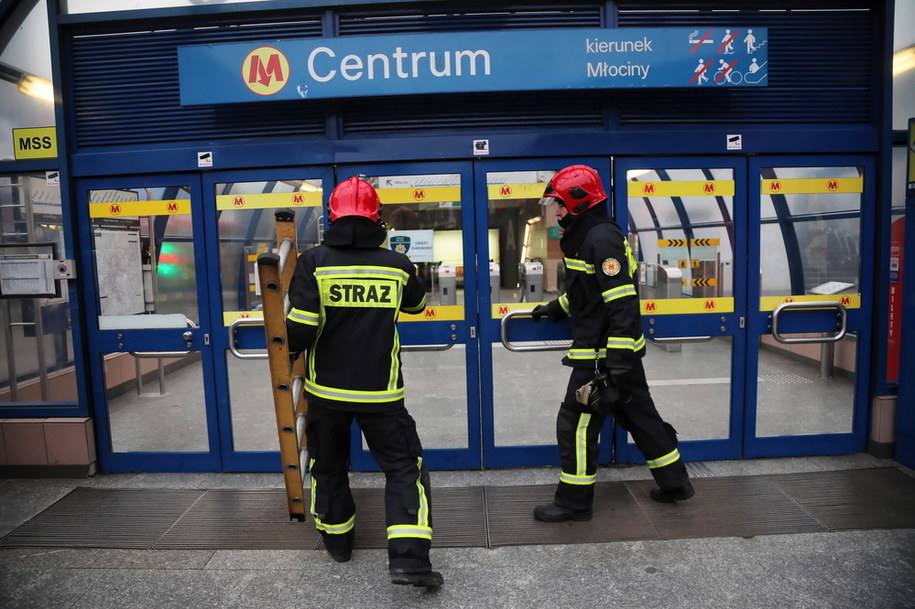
285,216,427,408
544,203,646,372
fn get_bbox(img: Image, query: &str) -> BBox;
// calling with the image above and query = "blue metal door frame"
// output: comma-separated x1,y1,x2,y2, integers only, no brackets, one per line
75,173,222,473
474,157,614,469
200,165,337,472
335,161,482,471
743,154,875,458
612,156,749,464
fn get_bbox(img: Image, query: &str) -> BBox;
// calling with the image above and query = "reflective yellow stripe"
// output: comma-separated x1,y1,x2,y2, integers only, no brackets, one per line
576,413,590,476
567,348,607,360
304,378,404,403
287,307,319,326
559,293,570,313
384,457,433,540
559,471,597,486
315,265,409,282
401,293,427,314
625,240,637,278
387,525,433,540
602,284,636,303
314,513,355,535
564,258,595,274
415,457,430,529
606,335,646,351
310,458,356,535
647,449,681,469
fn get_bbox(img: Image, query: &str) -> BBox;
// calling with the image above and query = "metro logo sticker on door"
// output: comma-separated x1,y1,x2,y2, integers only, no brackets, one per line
761,178,863,195
642,297,734,314
399,305,464,321
377,186,460,204
215,191,322,210
759,294,860,311
487,183,549,199
89,200,190,217
628,180,735,197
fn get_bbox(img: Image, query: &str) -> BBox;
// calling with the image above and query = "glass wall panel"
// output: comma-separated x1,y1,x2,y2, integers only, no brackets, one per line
0,174,76,404
0,0,54,160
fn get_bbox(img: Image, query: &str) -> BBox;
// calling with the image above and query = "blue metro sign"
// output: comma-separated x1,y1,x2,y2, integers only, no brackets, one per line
178,27,768,105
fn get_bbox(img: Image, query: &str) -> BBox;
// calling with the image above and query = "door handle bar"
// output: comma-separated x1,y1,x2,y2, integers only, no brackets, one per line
648,335,714,344
500,309,572,352
228,317,456,359
129,318,199,358
770,301,847,344
402,343,455,352
228,317,269,359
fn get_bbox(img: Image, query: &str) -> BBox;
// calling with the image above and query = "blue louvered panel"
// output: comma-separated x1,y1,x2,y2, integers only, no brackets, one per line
615,2,875,125
341,92,603,135
69,16,326,148
66,2,880,147
337,4,601,35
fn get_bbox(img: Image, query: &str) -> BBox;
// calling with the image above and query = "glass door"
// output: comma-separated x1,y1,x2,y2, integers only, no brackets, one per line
614,158,748,462
77,174,219,472
202,167,335,471
745,156,873,456
475,158,613,468
336,162,480,470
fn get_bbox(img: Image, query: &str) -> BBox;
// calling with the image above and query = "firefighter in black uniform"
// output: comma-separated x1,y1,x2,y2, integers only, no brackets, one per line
286,176,443,587
531,165,695,523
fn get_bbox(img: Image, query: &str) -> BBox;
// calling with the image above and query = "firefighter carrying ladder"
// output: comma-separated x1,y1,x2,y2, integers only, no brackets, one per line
256,209,309,521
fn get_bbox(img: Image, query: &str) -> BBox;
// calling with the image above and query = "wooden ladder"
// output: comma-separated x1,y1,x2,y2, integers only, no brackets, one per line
256,209,309,521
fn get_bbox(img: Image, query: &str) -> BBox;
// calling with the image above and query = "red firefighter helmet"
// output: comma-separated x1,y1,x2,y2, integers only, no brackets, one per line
328,176,381,222
540,165,608,215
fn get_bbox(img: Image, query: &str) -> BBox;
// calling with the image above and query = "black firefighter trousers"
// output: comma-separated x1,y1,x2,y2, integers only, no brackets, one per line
554,358,690,511
305,400,433,573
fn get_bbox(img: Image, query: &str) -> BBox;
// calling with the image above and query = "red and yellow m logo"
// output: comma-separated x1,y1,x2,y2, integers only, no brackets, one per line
242,47,290,96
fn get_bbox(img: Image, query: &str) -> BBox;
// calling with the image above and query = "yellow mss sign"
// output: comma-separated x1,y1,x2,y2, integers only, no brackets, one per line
13,127,57,159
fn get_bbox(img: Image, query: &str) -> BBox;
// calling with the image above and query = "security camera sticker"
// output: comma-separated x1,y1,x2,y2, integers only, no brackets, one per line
602,258,621,276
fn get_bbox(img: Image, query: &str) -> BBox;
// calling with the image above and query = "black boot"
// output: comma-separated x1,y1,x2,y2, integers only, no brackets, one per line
390,569,444,587
322,529,354,562
533,502,593,522
649,480,695,503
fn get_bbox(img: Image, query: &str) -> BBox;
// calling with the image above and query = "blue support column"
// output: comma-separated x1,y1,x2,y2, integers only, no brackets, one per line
895,120,915,468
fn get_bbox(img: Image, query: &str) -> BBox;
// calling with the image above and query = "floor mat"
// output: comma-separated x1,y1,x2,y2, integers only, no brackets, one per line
2,468,914,550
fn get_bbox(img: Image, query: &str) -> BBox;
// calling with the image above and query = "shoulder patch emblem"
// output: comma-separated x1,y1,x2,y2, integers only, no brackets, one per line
602,258,621,276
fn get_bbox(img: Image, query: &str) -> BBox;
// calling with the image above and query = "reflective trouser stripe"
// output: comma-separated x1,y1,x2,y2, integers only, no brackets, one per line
647,448,681,469
386,457,433,541
387,525,433,540
309,458,355,535
315,514,355,535
560,413,597,486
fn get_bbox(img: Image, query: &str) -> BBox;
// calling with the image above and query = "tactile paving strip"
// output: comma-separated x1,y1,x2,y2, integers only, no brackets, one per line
2,468,913,550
